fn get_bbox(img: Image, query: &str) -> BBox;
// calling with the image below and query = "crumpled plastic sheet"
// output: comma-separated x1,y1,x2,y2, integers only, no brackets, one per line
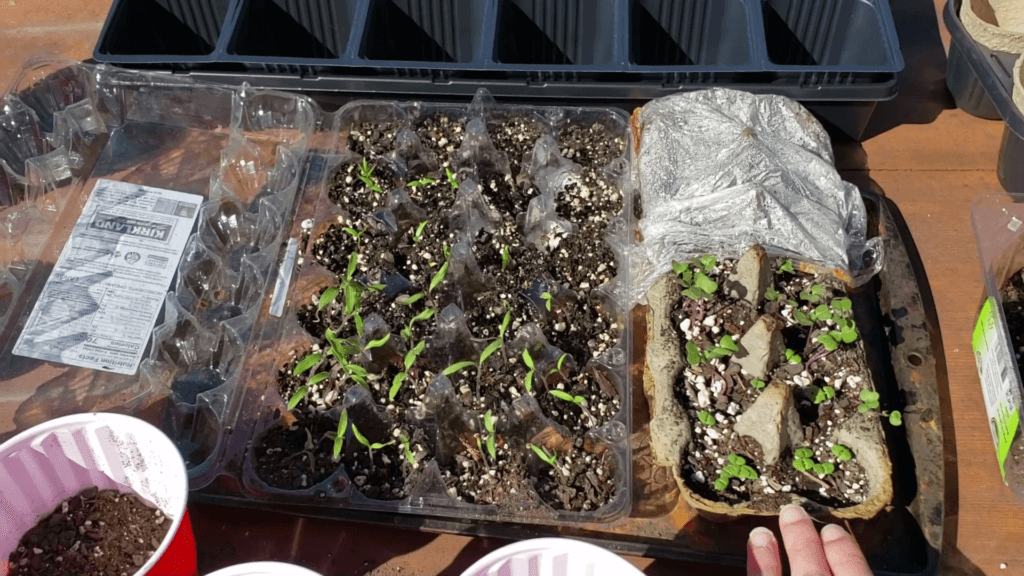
632,88,883,304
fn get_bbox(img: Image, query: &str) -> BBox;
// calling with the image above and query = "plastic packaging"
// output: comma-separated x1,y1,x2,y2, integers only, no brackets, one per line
459,538,645,576
0,413,193,576
206,562,322,576
631,88,882,304
970,192,1024,504
945,0,1024,194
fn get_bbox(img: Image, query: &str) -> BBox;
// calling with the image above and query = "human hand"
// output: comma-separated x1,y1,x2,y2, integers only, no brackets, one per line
747,504,873,576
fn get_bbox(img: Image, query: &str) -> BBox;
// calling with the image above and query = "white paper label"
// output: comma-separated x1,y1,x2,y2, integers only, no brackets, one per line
13,179,202,374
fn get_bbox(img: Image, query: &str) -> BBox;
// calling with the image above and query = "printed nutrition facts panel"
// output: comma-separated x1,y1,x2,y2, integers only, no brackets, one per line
13,179,202,374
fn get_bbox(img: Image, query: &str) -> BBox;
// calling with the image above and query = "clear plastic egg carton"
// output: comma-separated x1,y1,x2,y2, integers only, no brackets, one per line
0,58,317,490
222,90,635,525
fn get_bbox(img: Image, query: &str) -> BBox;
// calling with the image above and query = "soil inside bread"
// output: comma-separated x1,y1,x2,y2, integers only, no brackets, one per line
8,487,172,576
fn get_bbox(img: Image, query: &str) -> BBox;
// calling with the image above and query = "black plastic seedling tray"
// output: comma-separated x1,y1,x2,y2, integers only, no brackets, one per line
945,0,1024,195
92,0,904,140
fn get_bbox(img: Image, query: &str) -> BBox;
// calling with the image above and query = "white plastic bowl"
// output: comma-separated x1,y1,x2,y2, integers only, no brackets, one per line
460,538,645,576
0,413,189,576
206,562,323,576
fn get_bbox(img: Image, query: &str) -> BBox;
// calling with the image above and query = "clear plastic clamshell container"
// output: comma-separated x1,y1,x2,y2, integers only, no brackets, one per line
0,59,635,527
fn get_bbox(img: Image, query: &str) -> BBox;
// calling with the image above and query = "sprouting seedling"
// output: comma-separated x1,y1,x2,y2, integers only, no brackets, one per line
548,353,569,376
800,284,826,303
697,410,716,427
792,447,815,472
351,423,394,464
482,410,497,460
779,259,795,273
831,444,853,462
785,348,802,364
479,337,504,368
714,454,758,491
446,167,459,189
858,389,880,413
357,158,383,193
319,286,341,311
344,227,365,241
765,287,782,302
293,353,322,376
812,385,836,404
443,360,477,377
401,307,436,341
685,341,702,366
399,434,415,465
389,341,425,401
501,246,511,270
541,291,553,312
288,385,309,411
794,309,814,327
522,348,536,393
430,248,450,293
811,304,832,322
750,379,767,391
681,271,718,301
407,177,436,188
832,297,853,312
331,409,349,460
364,333,391,351
699,254,717,272
888,410,903,426
812,462,836,475
413,221,429,243
549,389,585,406
499,307,513,340
529,444,558,467
705,335,740,360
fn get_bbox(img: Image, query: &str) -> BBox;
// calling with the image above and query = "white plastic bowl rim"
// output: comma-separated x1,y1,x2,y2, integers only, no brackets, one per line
0,413,189,576
460,537,645,576
205,561,323,576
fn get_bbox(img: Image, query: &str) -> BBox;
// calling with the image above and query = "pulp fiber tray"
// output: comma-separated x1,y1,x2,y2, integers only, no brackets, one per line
92,0,905,140
945,0,1024,195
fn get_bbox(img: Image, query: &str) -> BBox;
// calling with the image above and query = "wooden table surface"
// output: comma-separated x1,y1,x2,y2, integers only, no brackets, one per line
0,0,1020,574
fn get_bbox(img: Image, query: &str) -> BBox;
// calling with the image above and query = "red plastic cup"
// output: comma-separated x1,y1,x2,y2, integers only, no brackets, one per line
0,413,196,576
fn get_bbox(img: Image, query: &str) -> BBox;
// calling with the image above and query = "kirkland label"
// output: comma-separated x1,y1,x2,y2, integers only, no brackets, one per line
13,179,201,375
973,297,1023,479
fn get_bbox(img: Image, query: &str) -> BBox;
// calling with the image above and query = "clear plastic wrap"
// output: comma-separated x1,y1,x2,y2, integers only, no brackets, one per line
632,89,882,303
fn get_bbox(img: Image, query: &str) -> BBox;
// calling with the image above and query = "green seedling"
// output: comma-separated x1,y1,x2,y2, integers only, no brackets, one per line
389,341,425,401
779,259,795,273
794,309,814,326
365,333,391,351
812,462,836,475
858,389,880,413
800,284,826,303
785,349,802,364
499,306,513,339
308,372,330,387
354,313,364,337
407,177,436,188
831,444,853,462
331,410,349,460
343,227,365,241
399,434,415,465
812,304,832,322
443,360,477,377
685,341,702,366
889,411,903,426
357,158,383,193
548,353,569,376
479,337,504,367
318,286,341,311
672,261,694,288
446,167,459,189
541,291,553,312
483,410,497,460
750,379,767,391
501,246,511,270
294,353,322,376
832,297,853,312
529,444,558,467
413,221,429,243
792,447,815,472
522,348,536,393
812,385,836,404
699,254,717,272
697,410,716,427
714,454,758,491
682,272,718,301
288,386,308,410
398,293,425,306
549,389,585,406
705,335,740,360
765,287,782,302
401,307,435,341
351,423,394,466
430,251,450,293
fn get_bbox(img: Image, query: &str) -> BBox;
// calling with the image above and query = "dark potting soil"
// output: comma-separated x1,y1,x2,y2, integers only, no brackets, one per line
8,487,172,576
997,270,1024,491
269,110,628,513
347,120,402,159
671,257,875,509
533,447,617,512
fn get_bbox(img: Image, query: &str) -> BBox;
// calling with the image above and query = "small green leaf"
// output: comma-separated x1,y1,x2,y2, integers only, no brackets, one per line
529,444,557,466
390,372,407,401
681,287,708,301
399,434,415,464
293,353,322,376
860,389,880,403
407,178,436,188
824,386,835,399
368,283,386,292
484,410,495,433
522,349,535,369
400,326,413,341
550,390,576,403
714,478,729,491
369,440,394,450
287,386,308,410
351,423,369,448
309,371,330,386
817,334,838,352
889,411,903,426
672,261,689,275
354,313,364,336
346,252,359,280
541,292,553,312
365,333,391,351
750,379,767,391
858,403,872,413
794,447,814,459
405,341,426,371
832,444,853,461
787,299,799,308
413,220,429,243
832,297,852,312
723,464,741,477
694,272,718,295
398,293,425,306
443,361,476,376
719,335,739,353
685,341,702,366
524,370,534,393
557,353,568,371
794,309,813,326
700,254,717,272
812,285,825,296
741,466,759,480
728,454,746,466
765,287,781,302
812,386,827,405
446,167,459,189
813,304,832,321
799,290,819,303
430,260,450,293
411,308,436,326
343,227,363,240
779,260,794,273
841,327,858,343
486,435,497,459
501,246,511,270
318,286,341,311
344,285,360,315
479,338,504,367
697,411,716,427
499,307,513,339
814,462,835,475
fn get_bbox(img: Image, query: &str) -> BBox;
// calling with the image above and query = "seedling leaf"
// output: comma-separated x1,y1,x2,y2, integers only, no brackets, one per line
697,411,716,427
728,454,746,466
365,333,391,351
354,313,364,336
779,260,794,273
333,411,349,459
817,334,838,351
430,261,449,292
714,478,730,491
411,308,436,325
700,254,717,272
413,220,429,243
813,304,832,321
541,292,553,311
308,371,330,387
765,287,781,302
750,379,767,391
499,307,512,339
346,252,359,280
549,390,576,403
351,423,369,448
522,349,535,369
889,411,903,426
831,444,853,461
446,167,459,189
529,444,558,466
794,447,814,459
389,372,407,401
399,434,415,464
405,341,425,371
318,286,340,311
685,341,702,366
694,272,718,295
501,246,510,270
858,403,872,413
294,353,322,376
719,335,739,353
399,293,425,306
794,309,813,326
287,386,308,410
860,390,880,403
479,338,504,367
672,261,688,275
832,297,852,312
443,361,476,376
484,410,495,433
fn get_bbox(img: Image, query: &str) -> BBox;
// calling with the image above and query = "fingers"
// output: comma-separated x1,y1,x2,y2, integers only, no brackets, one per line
778,504,832,576
821,524,873,576
747,527,783,576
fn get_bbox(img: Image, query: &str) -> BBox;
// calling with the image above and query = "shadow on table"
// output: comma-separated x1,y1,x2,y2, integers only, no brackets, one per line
857,0,955,140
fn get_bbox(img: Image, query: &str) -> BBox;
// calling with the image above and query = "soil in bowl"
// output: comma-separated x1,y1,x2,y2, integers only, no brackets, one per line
7,487,173,576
